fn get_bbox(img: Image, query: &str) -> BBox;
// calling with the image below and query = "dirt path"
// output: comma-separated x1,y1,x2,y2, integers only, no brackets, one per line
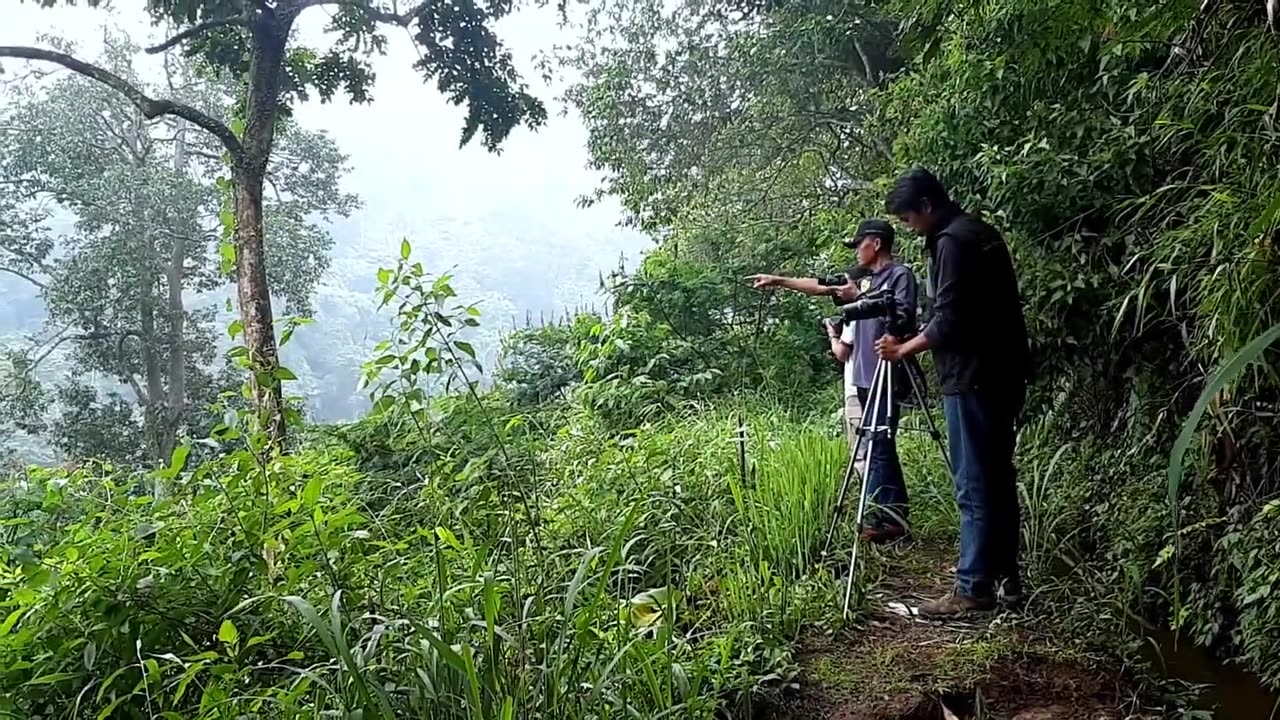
766,541,1153,720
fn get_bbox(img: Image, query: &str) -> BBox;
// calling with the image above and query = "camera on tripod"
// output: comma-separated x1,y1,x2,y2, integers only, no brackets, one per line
823,286,928,410
816,265,873,307
825,287,914,339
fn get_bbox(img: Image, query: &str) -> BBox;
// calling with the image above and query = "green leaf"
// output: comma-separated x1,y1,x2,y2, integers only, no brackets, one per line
160,444,190,479
218,619,239,646
1169,323,1280,509
1246,181,1280,240
219,241,236,273
400,239,412,259
284,593,394,719
228,320,244,340
370,396,396,416
273,367,298,381
96,697,128,720
436,526,464,552
417,624,468,675
456,340,476,359
377,267,392,285
0,609,23,635
303,474,324,506
24,672,76,686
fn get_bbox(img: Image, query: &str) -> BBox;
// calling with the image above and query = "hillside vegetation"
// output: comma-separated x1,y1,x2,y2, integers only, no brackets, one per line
2,0,1280,715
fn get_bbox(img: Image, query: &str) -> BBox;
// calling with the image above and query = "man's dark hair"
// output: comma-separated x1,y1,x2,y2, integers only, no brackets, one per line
885,167,952,215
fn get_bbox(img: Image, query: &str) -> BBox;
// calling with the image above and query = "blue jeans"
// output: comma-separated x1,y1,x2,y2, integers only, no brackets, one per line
855,387,909,529
942,390,1023,598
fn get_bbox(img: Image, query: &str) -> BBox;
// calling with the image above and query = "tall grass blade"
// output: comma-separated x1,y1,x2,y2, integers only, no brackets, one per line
1168,322,1280,509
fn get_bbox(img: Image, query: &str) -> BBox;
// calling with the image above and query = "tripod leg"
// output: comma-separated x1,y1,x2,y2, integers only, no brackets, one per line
821,450,859,558
905,358,953,476
843,359,889,619
822,361,884,557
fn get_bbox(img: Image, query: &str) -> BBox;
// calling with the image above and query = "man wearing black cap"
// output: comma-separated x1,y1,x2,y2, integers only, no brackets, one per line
749,219,919,543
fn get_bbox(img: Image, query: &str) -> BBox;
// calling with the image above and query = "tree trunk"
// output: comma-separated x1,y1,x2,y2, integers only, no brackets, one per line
139,271,168,462
232,166,286,448
163,121,189,463
134,120,167,464
231,12,293,450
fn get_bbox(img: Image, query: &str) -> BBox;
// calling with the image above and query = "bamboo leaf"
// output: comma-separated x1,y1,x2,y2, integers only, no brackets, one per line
1169,323,1280,510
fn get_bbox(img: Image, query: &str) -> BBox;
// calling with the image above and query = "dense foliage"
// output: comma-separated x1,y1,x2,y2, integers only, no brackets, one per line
0,252,879,717
3,0,1280,713
559,0,1280,689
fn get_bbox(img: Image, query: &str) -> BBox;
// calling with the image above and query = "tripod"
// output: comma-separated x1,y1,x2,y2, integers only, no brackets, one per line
820,354,952,619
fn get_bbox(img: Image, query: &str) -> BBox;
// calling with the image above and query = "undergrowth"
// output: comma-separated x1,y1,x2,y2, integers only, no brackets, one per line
0,252,865,718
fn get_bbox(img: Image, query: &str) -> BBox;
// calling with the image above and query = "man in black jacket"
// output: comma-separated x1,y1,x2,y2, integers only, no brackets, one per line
875,168,1031,617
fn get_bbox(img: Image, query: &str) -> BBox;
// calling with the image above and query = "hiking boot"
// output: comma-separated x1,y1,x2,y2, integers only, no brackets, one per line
997,577,1027,609
860,524,909,544
919,588,996,618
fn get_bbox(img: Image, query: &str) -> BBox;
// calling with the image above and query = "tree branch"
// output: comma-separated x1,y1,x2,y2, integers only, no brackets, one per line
0,266,47,289
145,17,250,55
186,148,226,163
0,47,246,164
116,330,149,405
291,0,425,25
23,328,111,376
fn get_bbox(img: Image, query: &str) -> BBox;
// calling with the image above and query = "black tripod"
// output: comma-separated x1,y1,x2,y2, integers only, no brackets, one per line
820,354,952,619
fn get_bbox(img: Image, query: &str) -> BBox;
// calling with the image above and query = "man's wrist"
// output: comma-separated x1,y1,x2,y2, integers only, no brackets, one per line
900,334,930,358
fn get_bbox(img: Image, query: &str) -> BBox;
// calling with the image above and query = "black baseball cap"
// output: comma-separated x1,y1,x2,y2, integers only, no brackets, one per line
844,218,895,247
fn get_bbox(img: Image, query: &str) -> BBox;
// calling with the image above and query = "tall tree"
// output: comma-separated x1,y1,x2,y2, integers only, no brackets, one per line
0,32,357,465
0,0,545,448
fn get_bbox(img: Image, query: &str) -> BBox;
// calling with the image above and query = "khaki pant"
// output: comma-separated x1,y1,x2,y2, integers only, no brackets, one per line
845,393,866,460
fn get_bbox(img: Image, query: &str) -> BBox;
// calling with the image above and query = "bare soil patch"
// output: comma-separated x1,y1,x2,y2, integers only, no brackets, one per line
760,541,1150,719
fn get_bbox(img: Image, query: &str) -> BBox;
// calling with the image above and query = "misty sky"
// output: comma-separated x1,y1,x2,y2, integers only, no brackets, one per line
0,1,647,298
1,3,650,433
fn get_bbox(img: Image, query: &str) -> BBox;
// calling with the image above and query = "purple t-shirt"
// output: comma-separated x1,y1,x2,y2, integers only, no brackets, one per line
840,262,919,390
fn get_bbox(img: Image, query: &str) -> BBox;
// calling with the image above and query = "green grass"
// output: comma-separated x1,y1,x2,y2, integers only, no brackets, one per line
0,404,870,719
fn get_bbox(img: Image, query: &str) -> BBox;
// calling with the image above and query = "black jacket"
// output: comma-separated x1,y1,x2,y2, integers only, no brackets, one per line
921,209,1031,395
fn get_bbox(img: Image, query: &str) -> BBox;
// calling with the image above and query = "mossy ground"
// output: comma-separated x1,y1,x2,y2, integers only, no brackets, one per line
765,540,1154,720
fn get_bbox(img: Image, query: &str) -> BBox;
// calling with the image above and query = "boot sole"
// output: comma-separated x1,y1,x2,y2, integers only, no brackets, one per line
919,605,996,620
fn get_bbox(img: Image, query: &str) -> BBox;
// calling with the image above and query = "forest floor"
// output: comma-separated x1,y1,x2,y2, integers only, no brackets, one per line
765,540,1153,720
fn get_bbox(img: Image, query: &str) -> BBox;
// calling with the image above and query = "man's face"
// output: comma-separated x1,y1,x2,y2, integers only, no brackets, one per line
855,236,880,267
896,199,935,235
896,210,931,235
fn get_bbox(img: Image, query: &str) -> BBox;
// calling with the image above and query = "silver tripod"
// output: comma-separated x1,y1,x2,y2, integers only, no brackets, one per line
820,353,952,619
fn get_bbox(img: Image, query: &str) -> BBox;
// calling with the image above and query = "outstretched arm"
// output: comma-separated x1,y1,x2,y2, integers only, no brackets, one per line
747,274,836,297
